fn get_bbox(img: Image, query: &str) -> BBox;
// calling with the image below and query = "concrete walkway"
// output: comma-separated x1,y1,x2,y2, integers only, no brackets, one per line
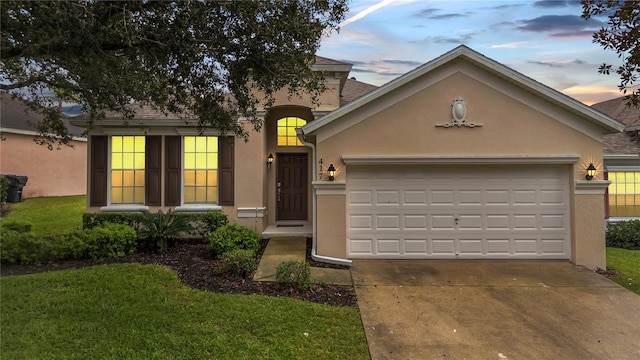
352,260,640,360
253,237,352,286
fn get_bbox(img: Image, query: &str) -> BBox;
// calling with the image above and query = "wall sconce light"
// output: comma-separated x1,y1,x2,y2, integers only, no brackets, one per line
585,163,596,180
327,164,336,181
267,154,274,170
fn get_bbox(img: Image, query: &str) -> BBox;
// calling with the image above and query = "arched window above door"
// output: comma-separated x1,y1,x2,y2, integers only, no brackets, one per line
277,117,306,146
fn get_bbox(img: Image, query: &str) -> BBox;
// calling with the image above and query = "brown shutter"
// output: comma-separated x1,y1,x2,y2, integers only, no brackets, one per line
90,135,108,207
145,136,162,206
165,136,182,206
218,136,234,205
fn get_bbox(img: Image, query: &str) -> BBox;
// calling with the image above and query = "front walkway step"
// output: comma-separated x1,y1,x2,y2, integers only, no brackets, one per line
254,237,353,286
254,237,306,281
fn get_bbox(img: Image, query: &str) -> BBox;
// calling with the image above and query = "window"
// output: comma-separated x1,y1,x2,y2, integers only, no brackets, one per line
277,117,306,146
183,136,218,203
608,171,640,217
111,136,145,204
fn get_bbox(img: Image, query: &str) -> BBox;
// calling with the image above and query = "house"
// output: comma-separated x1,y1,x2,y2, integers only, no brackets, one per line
72,46,624,270
591,97,640,221
0,93,87,199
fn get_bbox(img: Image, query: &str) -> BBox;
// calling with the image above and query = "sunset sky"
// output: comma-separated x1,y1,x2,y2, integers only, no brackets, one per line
318,0,627,105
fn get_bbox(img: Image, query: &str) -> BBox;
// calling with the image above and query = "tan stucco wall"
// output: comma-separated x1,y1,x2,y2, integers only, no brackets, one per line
258,79,342,112
316,194,347,258
572,193,607,269
316,71,604,179
0,132,87,199
234,122,268,231
312,68,608,268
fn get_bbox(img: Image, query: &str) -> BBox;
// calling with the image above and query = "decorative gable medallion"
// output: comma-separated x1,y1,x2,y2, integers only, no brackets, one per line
436,97,483,128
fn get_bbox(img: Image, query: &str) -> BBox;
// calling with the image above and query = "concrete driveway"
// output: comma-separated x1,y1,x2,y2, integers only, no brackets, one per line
352,260,640,360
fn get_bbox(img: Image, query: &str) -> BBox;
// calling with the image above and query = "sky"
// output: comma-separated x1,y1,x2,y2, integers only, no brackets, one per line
318,0,627,105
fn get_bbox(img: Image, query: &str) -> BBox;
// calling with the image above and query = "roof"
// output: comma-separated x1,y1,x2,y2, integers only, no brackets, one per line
303,45,625,135
592,96,640,155
340,78,378,106
0,92,85,138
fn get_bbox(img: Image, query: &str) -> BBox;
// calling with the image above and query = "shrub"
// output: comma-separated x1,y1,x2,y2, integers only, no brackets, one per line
192,211,229,238
49,231,90,261
220,249,257,278
137,209,192,250
0,228,50,264
84,223,137,259
276,261,312,291
606,220,640,249
208,224,260,256
82,212,143,230
0,175,8,204
1,220,33,233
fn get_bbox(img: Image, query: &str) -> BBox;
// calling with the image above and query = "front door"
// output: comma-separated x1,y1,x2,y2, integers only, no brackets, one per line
277,153,308,220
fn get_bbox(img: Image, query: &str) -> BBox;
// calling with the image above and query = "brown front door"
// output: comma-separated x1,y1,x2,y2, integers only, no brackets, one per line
277,153,308,220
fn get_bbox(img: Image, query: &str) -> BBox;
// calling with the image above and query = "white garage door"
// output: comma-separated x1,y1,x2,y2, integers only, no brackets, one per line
347,165,570,259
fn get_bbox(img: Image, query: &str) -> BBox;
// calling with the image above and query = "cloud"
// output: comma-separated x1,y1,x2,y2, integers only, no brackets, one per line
340,0,398,28
430,12,474,20
526,59,588,67
415,8,440,17
533,1,580,8
415,7,474,20
419,33,475,44
517,15,601,37
491,41,530,49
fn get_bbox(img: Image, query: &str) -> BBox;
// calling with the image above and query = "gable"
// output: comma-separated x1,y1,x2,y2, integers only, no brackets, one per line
316,70,605,159
303,46,623,142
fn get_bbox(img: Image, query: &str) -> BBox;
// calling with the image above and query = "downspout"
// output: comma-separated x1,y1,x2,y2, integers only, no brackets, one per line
297,128,352,267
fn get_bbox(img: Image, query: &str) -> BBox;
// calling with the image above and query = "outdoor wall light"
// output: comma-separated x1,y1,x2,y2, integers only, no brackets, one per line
586,163,596,180
267,154,274,170
327,164,336,181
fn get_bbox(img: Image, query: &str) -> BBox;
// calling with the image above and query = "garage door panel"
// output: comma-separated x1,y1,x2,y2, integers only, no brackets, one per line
347,165,570,259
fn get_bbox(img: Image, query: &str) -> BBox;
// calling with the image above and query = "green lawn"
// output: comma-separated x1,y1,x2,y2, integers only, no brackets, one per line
1,264,369,360
2,195,85,237
606,247,640,295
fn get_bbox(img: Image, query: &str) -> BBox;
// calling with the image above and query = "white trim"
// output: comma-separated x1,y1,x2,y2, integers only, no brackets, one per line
175,128,233,136
101,128,148,135
175,204,222,213
607,217,640,224
313,181,346,195
574,180,611,195
237,207,266,218
342,155,580,165
604,154,640,161
100,204,149,212
605,166,640,172
0,127,87,142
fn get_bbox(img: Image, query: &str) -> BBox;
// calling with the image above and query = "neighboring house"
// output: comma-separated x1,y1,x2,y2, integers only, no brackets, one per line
72,46,624,270
0,93,87,199
591,97,640,221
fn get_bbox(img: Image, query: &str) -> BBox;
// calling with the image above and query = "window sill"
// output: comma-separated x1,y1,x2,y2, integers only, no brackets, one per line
100,205,149,212
174,204,222,213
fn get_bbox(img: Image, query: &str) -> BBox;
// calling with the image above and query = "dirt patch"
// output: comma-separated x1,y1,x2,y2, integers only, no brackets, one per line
0,238,357,307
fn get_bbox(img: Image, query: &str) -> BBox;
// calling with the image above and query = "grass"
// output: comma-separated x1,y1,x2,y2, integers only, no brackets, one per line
606,247,640,295
2,195,85,237
1,264,369,360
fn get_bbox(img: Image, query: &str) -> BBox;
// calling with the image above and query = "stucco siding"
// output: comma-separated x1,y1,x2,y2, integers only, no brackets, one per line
0,132,87,199
317,194,347,258
316,71,604,182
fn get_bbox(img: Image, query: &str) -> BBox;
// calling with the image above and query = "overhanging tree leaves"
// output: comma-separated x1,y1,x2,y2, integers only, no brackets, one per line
581,0,639,109
1,0,348,147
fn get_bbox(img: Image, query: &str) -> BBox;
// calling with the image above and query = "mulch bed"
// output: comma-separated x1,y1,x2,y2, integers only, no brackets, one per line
0,238,358,307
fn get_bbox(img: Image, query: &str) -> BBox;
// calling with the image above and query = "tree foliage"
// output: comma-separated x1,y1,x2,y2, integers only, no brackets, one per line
581,0,639,109
1,0,348,147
